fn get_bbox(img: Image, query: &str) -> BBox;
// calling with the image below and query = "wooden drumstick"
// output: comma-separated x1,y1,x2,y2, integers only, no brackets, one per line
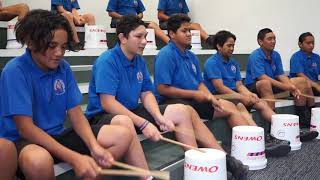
111,161,170,180
261,98,291,102
100,169,170,180
160,137,205,153
300,93,318,99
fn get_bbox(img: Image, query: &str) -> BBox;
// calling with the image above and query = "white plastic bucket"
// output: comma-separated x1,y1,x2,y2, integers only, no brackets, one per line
6,19,22,49
231,126,267,170
191,30,202,49
310,107,320,139
184,148,227,180
84,25,108,49
145,28,157,50
271,114,301,150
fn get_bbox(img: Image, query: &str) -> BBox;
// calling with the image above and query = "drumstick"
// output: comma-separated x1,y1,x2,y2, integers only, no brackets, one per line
215,91,291,101
300,93,318,99
261,98,291,102
214,93,241,100
111,161,170,180
100,169,169,179
160,137,205,153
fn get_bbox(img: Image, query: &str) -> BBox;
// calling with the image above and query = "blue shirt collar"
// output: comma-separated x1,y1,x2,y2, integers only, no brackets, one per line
216,52,231,64
168,41,189,59
23,49,62,78
299,49,314,60
258,47,275,63
114,44,137,67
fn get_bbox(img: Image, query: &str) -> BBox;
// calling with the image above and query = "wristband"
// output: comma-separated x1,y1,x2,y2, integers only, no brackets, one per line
139,121,150,131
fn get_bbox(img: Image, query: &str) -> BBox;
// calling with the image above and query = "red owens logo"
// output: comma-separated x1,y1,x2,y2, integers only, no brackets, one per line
8,25,15,29
283,122,299,127
89,29,106,33
184,162,219,173
234,135,263,141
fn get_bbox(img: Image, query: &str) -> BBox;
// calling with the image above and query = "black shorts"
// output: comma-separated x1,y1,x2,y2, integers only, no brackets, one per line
246,82,285,97
159,21,168,30
15,114,116,162
160,98,214,120
89,104,167,134
312,87,320,96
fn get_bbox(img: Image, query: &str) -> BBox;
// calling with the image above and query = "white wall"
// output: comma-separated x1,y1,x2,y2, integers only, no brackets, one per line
4,0,320,70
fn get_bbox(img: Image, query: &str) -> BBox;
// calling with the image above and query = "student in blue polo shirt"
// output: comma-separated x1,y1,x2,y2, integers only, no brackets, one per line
157,0,214,45
107,0,170,44
245,28,318,141
0,1,29,21
203,30,292,155
290,32,320,129
0,138,17,179
51,0,95,50
86,15,249,180
0,10,149,180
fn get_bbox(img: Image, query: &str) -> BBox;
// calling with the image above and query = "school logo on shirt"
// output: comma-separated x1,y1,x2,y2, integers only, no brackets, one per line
179,2,183,8
312,62,317,69
191,63,197,74
272,64,276,71
137,71,143,83
231,65,237,73
54,79,65,95
133,0,138,7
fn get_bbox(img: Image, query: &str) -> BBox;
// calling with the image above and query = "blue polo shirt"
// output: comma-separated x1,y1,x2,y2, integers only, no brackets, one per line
0,49,82,141
85,44,154,119
290,50,320,81
244,48,284,85
203,53,242,93
51,0,80,12
154,41,203,102
157,0,189,16
106,0,145,15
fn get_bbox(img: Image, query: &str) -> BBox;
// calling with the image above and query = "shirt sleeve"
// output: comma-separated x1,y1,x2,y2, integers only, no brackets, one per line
141,59,154,92
154,50,176,86
137,0,146,13
0,66,32,117
193,55,203,82
235,62,242,81
65,64,82,110
204,58,222,80
274,53,284,77
290,53,304,75
250,55,266,80
182,0,190,13
106,0,117,12
95,57,120,96
71,0,80,9
51,0,63,6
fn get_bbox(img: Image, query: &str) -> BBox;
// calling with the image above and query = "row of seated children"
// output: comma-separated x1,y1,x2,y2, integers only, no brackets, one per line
1,0,213,50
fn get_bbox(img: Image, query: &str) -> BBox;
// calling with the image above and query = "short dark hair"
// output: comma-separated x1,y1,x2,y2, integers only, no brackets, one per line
167,13,191,35
212,30,236,50
257,28,273,41
299,32,313,43
116,15,147,39
15,9,74,52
